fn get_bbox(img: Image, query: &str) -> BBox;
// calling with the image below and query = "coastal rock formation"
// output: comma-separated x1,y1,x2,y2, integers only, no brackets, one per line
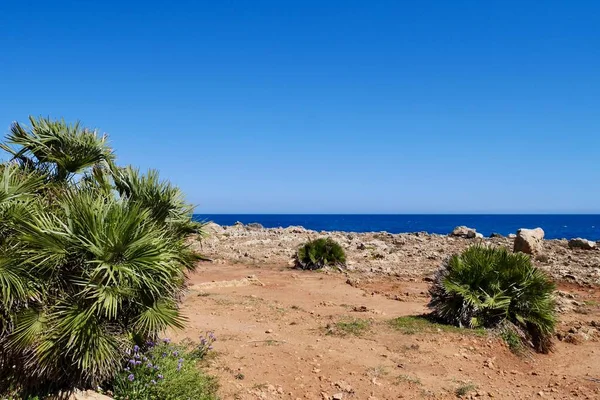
191,223,600,285
568,238,597,250
514,228,545,255
450,226,478,238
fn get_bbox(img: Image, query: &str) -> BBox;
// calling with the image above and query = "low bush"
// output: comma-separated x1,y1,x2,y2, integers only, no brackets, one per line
295,238,346,270
428,246,556,353
111,334,218,400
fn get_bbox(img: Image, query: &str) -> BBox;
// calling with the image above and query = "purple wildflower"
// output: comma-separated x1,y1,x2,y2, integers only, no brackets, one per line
128,359,136,365
135,360,142,366
163,338,171,344
127,374,135,382
157,374,164,380
172,351,179,356
178,358,184,363
133,345,140,353
146,362,153,368
151,380,157,385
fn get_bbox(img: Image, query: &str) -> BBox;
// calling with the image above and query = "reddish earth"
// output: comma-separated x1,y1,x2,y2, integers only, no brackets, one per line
172,262,600,400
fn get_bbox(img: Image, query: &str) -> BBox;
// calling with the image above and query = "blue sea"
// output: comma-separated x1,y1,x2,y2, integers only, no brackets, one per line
193,214,600,241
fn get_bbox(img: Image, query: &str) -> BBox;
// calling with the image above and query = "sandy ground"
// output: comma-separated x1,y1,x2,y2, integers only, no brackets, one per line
172,261,600,400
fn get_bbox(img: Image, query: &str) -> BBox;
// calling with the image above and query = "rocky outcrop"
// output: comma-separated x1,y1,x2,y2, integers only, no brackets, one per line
203,222,225,235
568,238,597,250
191,224,600,285
246,222,264,230
513,228,545,255
449,226,478,239
489,232,504,238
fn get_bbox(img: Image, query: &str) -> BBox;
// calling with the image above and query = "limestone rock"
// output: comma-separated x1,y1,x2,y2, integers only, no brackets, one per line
450,226,478,239
514,228,545,255
69,390,113,400
568,238,596,250
203,222,225,235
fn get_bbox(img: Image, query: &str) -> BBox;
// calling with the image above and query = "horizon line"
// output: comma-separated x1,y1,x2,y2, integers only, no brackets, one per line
193,212,600,215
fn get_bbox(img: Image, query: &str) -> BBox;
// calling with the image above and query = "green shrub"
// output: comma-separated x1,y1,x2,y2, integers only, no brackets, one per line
111,335,218,400
295,237,346,270
428,246,556,353
0,117,203,396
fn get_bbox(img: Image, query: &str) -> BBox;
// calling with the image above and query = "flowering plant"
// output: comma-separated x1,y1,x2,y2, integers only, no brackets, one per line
111,334,218,400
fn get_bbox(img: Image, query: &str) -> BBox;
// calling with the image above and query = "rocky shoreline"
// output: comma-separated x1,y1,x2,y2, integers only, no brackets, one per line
192,222,600,285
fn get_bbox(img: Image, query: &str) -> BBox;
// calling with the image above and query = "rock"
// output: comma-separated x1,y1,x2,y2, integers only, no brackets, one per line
246,222,264,230
568,238,597,250
475,232,484,239
332,394,344,400
334,380,354,393
203,222,225,234
514,228,545,255
265,329,273,333
450,226,478,238
489,232,504,238
69,391,113,400
508,233,516,239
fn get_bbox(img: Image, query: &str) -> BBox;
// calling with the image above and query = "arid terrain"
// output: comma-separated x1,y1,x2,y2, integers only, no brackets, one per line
175,224,600,399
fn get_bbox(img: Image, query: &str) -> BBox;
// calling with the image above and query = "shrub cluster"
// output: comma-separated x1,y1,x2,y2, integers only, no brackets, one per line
0,117,203,396
428,245,556,353
111,334,218,400
295,237,346,270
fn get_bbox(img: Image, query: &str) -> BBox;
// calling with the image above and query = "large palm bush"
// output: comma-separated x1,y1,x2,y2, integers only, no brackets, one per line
428,245,556,353
0,117,201,395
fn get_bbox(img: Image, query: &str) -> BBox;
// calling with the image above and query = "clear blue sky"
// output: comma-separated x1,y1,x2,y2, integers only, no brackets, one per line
1,1,598,213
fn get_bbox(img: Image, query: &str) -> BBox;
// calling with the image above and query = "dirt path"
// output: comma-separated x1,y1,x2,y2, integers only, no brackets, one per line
173,262,600,400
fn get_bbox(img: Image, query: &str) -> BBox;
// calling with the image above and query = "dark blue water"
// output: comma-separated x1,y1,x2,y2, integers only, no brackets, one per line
193,215,600,240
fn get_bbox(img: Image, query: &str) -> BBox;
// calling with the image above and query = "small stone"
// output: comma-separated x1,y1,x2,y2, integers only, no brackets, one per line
266,329,273,333
332,393,344,400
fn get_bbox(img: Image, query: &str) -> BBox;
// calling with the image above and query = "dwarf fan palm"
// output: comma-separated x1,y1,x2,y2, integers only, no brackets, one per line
428,246,556,353
0,117,201,395
1,116,113,182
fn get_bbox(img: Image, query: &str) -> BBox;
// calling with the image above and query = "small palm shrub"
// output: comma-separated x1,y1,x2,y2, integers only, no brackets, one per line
428,246,556,353
0,117,203,396
295,237,346,270
111,335,218,400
